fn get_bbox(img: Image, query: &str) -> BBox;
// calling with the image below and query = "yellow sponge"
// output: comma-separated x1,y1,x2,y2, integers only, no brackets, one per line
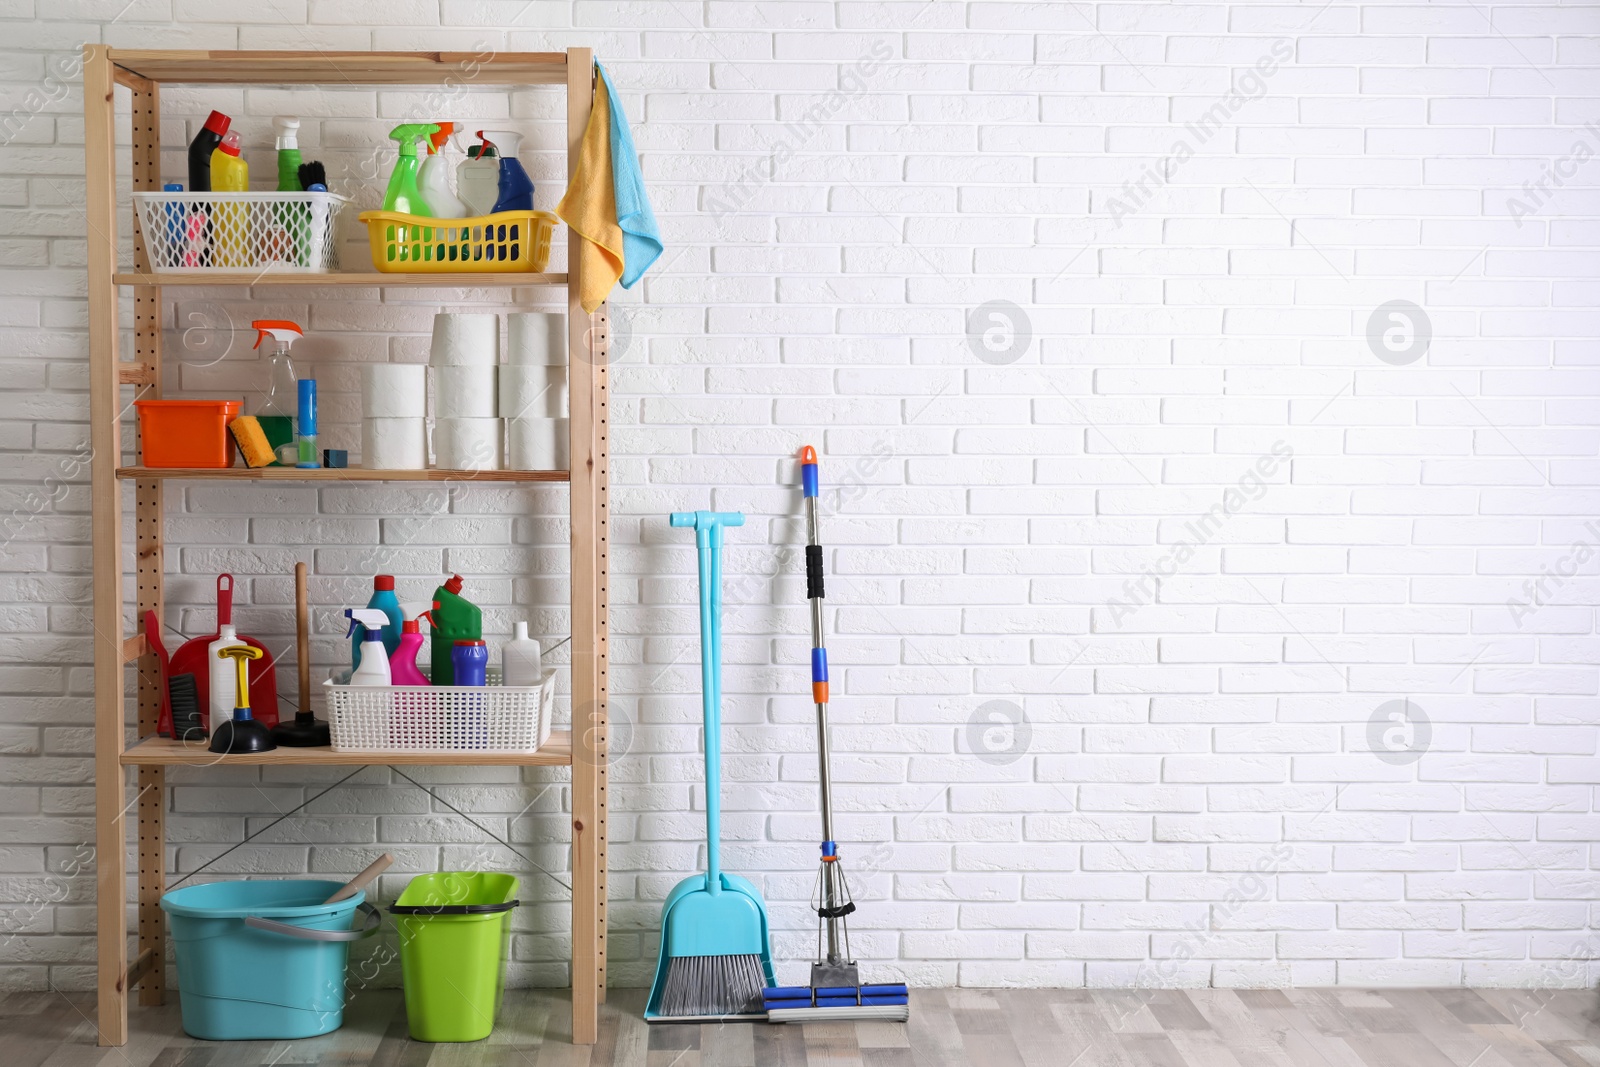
229,416,275,468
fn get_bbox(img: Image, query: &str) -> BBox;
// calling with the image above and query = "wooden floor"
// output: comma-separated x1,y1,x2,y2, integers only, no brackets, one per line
9,986,1600,1066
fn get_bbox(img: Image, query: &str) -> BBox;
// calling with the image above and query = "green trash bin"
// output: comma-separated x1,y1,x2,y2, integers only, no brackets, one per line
391,872,519,1041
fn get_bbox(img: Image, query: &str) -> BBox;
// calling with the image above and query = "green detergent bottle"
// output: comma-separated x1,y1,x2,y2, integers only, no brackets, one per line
383,122,440,216
272,116,303,192
429,574,482,686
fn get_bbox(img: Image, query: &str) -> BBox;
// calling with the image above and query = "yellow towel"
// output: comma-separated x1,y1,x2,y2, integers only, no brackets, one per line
556,78,624,314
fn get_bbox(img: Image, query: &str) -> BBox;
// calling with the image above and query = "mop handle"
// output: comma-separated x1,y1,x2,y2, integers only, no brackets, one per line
801,446,827,707
800,446,838,858
671,510,745,894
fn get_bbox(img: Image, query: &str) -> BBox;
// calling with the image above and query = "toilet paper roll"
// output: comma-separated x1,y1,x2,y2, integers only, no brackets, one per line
435,365,498,419
434,417,503,471
506,417,569,471
361,363,427,418
498,364,569,420
362,417,427,470
508,312,567,365
430,312,499,366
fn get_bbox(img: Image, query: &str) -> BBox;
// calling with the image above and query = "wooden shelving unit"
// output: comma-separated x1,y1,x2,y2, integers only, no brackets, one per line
113,271,569,287
85,47,610,1047
115,466,571,482
121,734,576,767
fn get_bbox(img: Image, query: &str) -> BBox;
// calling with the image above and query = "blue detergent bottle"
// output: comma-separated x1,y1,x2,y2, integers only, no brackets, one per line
479,129,533,212
351,574,404,670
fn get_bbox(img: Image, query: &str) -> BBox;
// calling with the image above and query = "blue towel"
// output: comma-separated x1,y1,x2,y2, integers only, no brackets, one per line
596,62,662,288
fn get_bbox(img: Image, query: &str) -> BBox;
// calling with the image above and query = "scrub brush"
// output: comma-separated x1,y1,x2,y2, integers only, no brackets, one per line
297,161,326,191
168,673,205,742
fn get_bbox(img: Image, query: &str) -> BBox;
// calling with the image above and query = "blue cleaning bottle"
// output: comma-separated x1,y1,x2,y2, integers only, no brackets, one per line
478,129,534,213
351,574,404,670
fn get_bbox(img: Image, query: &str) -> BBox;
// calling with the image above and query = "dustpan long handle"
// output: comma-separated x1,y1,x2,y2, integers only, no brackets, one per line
699,527,722,894
671,510,744,896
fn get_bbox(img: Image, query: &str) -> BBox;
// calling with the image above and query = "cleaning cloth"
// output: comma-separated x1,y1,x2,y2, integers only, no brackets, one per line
556,62,661,312
599,63,662,287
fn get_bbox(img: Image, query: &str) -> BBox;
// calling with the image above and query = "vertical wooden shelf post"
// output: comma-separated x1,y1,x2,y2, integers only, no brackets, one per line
83,43,129,1048
564,46,608,1043
127,65,166,1009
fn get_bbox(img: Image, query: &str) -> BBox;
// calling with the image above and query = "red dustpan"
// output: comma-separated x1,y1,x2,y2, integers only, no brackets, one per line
168,573,281,731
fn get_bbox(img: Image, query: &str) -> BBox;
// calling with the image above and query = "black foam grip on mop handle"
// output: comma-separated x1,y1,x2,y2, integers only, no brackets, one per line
817,901,856,919
806,544,825,599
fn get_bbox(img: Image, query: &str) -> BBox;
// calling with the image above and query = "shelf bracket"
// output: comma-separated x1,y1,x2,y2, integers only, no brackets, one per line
123,949,157,992
118,362,155,386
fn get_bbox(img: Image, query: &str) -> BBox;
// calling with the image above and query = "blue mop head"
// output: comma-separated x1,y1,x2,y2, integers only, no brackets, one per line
764,983,910,1023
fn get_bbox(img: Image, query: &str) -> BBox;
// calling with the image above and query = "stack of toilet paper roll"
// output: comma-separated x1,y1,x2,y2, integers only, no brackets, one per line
361,363,427,469
501,312,569,470
431,312,502,471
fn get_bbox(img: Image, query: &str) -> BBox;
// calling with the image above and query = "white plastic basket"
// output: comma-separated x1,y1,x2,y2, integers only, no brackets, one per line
132,190,348,272
323,668,555,752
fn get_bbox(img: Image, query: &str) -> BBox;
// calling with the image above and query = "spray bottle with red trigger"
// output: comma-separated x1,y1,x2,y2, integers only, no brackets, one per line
390,601,435,686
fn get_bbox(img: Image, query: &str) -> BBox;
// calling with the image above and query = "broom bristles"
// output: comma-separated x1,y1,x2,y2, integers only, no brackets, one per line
657,953,765,1017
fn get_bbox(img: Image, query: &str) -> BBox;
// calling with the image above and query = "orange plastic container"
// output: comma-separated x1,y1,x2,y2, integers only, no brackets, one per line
134,400,243,468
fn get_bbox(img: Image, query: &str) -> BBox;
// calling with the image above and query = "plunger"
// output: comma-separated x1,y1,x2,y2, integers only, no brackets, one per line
209,645,276,754
272,562,331,747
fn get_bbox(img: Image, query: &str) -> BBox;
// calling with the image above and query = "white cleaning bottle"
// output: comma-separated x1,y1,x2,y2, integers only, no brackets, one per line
502,621,542,687
345,608,393,685
457,131,501,216
207,623,247,728
418,122,468,219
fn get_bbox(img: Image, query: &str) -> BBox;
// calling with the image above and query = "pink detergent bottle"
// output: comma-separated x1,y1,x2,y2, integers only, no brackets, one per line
390,601,434,686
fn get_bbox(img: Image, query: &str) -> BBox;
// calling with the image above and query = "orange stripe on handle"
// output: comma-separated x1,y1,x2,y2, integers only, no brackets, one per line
812,681,828,705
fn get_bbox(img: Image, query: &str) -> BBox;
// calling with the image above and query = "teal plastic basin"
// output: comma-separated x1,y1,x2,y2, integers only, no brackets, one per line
161,879,366,1041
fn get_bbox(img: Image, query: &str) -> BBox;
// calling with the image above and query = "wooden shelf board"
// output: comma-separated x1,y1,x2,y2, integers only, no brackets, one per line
109,50,568,85
121,731,573,767
113,272,568,288
116,466,569,482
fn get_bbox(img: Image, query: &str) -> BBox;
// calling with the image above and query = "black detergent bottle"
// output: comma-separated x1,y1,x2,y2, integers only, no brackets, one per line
188,110,231,192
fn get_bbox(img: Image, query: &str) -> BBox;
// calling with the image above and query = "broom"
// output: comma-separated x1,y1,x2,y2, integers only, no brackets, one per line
645,509,776,1021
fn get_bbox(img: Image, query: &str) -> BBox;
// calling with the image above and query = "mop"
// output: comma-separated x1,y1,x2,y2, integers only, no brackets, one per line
764,447,910,1023
646,509,778,1021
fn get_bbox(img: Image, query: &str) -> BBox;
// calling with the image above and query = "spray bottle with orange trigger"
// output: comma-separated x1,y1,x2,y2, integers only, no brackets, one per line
418,122,468,219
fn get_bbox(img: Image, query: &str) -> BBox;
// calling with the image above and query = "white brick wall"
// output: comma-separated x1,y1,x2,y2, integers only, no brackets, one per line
1,0,1598,996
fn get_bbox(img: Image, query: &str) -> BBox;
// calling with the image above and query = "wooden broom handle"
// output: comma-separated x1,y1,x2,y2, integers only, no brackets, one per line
296,562,310,712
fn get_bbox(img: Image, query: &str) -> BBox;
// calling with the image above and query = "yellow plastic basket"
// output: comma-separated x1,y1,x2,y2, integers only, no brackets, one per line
358,209,557,273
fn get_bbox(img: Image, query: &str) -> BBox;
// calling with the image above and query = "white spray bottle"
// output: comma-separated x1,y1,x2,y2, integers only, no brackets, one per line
345,608,393,685
418,122,468,219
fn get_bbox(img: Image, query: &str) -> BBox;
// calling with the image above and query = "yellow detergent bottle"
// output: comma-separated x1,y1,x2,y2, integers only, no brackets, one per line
210,130,250,266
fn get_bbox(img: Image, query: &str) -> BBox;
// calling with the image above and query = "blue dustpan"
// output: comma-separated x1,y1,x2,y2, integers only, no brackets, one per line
646,511,776,1020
